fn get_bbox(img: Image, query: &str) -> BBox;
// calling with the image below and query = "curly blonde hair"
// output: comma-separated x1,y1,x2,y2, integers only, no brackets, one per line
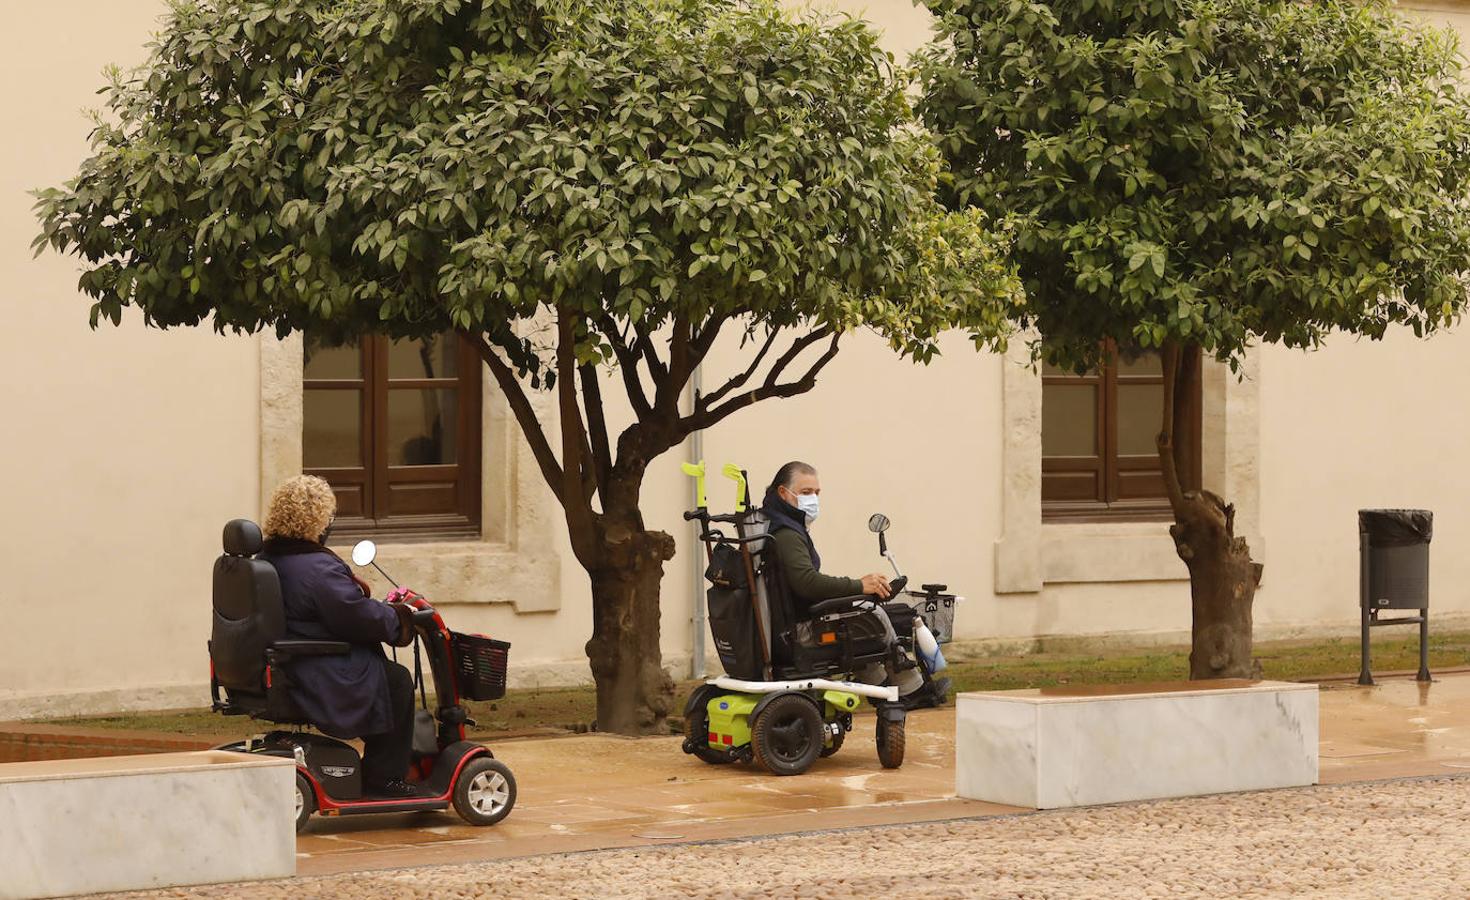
264,475,337,541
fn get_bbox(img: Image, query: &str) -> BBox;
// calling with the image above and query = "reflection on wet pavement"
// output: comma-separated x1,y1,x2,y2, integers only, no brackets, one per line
295,673,1470,876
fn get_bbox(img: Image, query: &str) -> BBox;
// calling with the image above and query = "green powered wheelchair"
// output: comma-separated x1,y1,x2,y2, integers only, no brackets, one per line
679,463,956,776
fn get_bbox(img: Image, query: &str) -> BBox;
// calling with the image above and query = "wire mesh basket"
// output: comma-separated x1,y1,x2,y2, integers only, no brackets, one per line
450,632,511,701
905,592,960,644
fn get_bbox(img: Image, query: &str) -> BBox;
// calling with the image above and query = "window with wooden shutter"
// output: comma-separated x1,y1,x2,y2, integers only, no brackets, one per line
1041,347,1200,521
302,333,481,538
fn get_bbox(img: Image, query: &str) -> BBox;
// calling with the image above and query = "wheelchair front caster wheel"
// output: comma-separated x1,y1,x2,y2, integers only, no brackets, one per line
876,716,906,769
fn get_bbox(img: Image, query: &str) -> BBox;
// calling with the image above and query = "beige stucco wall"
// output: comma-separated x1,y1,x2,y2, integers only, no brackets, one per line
7,0,1470,718
0,2,262,714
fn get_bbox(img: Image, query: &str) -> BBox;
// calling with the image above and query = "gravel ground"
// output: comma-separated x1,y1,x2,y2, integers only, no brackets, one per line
126,776,1470,899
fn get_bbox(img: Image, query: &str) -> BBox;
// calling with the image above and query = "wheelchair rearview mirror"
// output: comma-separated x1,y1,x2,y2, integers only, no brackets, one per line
351,540,377,567
867,513,890,534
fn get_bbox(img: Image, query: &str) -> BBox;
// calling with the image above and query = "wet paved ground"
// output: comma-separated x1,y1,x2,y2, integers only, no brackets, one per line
76,673,1470,898
268,673,1470,877
124,775,1470,898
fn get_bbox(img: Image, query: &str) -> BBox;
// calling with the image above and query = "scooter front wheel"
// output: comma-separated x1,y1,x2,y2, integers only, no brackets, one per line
453,757,517,826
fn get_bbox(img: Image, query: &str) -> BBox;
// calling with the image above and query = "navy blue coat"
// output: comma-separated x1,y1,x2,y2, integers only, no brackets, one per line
258,539,403,738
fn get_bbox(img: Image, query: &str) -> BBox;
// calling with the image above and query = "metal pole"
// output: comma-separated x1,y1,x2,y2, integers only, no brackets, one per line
1358,528,1374,686
689,365,707,679
1420,534,1432,682
1418,611,1431,682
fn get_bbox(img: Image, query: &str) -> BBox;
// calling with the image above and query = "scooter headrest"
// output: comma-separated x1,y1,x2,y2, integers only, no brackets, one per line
222,519,264,557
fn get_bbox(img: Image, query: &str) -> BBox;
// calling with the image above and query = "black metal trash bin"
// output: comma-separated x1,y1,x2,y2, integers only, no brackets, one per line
1358,508,1433,685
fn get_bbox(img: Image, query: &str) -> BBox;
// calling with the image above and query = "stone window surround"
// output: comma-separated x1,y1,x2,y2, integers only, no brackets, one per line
259,333,561,612
995,339,1263,592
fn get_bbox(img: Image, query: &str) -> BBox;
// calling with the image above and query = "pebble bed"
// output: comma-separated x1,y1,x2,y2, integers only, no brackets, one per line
128,776,1470,899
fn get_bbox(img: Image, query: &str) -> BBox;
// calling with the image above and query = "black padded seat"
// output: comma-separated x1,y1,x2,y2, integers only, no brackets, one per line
209,518,343,724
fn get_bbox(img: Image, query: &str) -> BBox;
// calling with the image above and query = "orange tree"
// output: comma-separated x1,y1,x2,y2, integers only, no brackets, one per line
917,0,1470,678
35,0,1019,732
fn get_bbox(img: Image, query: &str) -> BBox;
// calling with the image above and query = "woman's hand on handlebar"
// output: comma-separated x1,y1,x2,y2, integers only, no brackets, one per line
860,573,892,599
385,586,420,605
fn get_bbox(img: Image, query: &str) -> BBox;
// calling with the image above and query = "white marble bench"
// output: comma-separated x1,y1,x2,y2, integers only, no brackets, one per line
956,679,1318,809
0,750,295,899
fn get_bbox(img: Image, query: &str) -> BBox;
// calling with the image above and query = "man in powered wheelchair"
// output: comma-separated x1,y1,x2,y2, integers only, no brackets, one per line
682,461,957,776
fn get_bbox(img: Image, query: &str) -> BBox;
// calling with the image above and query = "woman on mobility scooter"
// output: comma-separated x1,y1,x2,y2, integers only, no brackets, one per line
255,475,421,797
212,475,516,831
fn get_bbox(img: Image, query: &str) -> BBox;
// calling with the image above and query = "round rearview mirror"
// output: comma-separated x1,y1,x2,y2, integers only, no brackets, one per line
867,513,890,534
351,540,377,567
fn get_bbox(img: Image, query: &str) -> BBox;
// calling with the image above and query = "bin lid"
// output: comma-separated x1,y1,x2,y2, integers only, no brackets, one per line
1359,508,1433,545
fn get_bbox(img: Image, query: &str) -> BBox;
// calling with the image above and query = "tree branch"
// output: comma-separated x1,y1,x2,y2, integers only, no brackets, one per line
760,326,833,389
686,332,841,430
701,327,780,408
632,323,669,383
556,311,599,513
657,316,693,417
692,314,727,359
579,361,614,500
466,330,564,505
1158,341,1188,514
597,315,653,419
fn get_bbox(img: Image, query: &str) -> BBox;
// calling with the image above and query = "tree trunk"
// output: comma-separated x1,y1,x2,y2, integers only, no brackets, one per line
584,528,677,733
1159,344,1264,680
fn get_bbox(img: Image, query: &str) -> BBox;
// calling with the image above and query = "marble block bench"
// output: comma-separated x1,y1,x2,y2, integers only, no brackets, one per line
0,750,295,899
956,679,1318,809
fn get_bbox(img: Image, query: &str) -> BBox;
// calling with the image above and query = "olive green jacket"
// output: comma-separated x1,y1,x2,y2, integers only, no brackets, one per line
769,527,863,603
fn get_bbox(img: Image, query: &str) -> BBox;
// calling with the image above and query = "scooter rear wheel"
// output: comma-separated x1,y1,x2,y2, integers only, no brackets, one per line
453,757,517,826
294,772,315,833
751,693,824,776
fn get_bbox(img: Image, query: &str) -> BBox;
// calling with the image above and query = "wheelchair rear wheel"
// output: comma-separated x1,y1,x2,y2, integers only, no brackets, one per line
752,693,824,776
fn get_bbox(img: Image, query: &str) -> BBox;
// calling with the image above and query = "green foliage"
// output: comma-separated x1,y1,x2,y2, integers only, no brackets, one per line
915,0,1470,371
34,0,1018,377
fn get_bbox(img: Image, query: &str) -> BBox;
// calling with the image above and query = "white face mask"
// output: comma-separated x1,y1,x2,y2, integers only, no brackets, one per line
794,493,820,524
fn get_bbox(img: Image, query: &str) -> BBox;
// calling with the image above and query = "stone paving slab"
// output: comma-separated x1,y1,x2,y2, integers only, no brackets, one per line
18,672,1470,891
269,674,1470,877
106,775,1470,898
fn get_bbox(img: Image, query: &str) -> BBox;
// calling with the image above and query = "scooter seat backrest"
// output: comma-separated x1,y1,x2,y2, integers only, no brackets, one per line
210,519,286,693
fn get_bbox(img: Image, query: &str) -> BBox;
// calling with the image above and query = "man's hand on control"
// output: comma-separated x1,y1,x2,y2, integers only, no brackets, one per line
860,573,892,599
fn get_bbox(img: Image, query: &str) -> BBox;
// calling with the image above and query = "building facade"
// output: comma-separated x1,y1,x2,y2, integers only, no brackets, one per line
4,0,1469,717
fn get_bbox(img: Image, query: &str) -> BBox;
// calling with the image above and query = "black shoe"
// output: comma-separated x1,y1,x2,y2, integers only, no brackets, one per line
365,778,421,798
901,676,952,710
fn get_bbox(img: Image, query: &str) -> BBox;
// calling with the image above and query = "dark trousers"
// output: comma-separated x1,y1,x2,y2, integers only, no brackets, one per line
362,660,415,785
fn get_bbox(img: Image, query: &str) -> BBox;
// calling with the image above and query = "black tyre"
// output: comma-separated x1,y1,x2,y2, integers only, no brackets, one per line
751,693,824,776
819,719,846,758
452,757,517,826
684,701,733,765
293,771,315,833
876,716,906,769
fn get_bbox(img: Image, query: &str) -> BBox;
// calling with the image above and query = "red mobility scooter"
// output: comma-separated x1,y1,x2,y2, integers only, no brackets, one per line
208,519,516,831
